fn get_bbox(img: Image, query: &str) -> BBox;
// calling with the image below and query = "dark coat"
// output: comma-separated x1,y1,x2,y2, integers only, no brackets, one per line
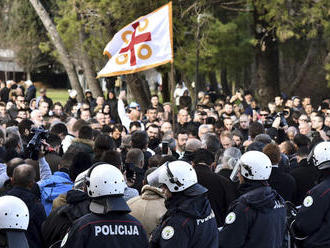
194,164,236,226
219,182,286,248
268,166,297,202
6,186,46,248
42,190,90,247
150,193,219,248
290,158,320,205
294,173,330,248
25,85,36,103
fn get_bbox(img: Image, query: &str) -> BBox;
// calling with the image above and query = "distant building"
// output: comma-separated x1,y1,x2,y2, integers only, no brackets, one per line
0,49,25,82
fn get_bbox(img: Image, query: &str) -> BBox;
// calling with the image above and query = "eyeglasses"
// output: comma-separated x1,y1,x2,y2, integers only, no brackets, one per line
260,113,268,116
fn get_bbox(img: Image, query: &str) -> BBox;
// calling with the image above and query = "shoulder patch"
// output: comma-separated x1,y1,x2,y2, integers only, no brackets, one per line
303,196,313,207
60,232,69,247
161,226,174,240
225,212,236,224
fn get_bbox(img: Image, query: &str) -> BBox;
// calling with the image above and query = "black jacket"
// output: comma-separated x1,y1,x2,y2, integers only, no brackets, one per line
150,192,219,248
219,182,286,248
290,158,319,205
294,172,330,248
6,186,46,248
268,166,296,202
194,164,236,226
25,85,36,103
61,211,148,248
42,190,90,247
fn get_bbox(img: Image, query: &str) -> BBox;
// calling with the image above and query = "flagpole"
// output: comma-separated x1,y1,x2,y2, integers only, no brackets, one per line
170,62,176,128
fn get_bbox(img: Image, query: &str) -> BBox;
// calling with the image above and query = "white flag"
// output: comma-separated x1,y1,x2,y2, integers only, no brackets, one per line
97,2,173,78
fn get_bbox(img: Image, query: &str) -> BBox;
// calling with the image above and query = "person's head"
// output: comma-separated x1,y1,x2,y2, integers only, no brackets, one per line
161,121,172,134
304,104,313,115
151,95,159,107
223,117,233,131
16,109,28,120
146,124,160,140
191,149,214,167
220,131,233,149
185,138,202,153
80,109,91,121
198,124,211,139
286,126,298,141
177,109,189,124
86,163,129,214
279,141,296,156
39,101,49,116
259,109,270,124
50,122,68,140
59,152,76,171
0,102,6,117
96,96,104,106
147,160,206,199
131,131,149,150
100,150,123,169
147,108,158,122
309,141,330,170
219,147,241,170
176,130,188,151
6,158,25,178
78,125,93,140
53,102,63,116
30,109,43,126
268,102,276,114
39,88,47,96
302,97,311,107
12,164,36,189
249,121,265,140
231,130,243,147
129,121,142,133
231,151,272,184
299,122,311,135
201,133,220,155
15,95,25,108
112,124,123,140
126,148,144,169
95,112,105,126
94,134,115,159
293,97,301,107
224,103,233,114
263,143,281,165
239,114,250,130
274,96,283,107
128,102,141,121
311,114,324,131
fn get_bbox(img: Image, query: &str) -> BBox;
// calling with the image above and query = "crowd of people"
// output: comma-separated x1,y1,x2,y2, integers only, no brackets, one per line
0,78,329,248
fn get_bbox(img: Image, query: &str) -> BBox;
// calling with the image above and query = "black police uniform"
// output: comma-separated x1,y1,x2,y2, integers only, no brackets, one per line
293,173,330,248
61,211,148,248
219,181,286,248
150,185,219,248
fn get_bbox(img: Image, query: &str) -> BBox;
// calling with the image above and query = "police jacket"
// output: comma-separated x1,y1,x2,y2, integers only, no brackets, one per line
42,190,90,247
61,211,148,248
219,181,286,248
150,191,219,248
293,172,330,248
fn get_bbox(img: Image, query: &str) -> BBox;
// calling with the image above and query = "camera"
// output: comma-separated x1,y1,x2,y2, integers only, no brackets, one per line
264,111,288,128
26,127,49,160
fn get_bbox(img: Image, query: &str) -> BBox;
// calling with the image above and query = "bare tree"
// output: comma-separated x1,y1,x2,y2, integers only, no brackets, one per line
28,0,84,101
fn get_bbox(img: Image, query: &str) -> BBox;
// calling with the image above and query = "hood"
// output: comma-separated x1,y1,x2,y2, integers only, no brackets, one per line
66,189,89,204
72,138,94,148
141,185,165,200
239,182,276,210
166,193,211,219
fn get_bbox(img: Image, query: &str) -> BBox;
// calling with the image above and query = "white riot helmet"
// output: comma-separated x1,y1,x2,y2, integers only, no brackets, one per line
148,161,203,194
309,141,330,170
231,151,272,181
0,195,29,230
86,163,127,198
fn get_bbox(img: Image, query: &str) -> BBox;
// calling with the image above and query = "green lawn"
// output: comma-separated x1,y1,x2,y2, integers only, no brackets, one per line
37,89,69,105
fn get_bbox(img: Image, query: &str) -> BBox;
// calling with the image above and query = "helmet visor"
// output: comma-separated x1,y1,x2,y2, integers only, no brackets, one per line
230,159,241,182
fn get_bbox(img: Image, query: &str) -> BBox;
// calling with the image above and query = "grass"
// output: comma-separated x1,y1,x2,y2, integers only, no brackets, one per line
37,88,69,105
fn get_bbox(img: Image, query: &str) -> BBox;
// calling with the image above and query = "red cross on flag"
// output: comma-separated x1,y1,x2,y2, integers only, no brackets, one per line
97,2,173,78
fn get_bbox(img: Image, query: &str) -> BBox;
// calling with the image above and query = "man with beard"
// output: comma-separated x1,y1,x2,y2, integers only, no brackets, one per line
144,107,159,125
176,130,188,159
147,124,161,152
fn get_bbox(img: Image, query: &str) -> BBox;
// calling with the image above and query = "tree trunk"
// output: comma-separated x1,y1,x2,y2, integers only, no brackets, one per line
288,38,319,95
79,28,103,97
162,72,170,103
220,69,230,95
208,71,219,94
28,0,84,101
126,74,150,112
253,8,280,107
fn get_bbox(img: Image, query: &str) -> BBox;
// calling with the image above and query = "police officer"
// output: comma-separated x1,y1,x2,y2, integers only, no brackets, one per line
0,195,30,248
290,141,330,247
60,163,148,248
148,160,219,248
219,151,286,248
